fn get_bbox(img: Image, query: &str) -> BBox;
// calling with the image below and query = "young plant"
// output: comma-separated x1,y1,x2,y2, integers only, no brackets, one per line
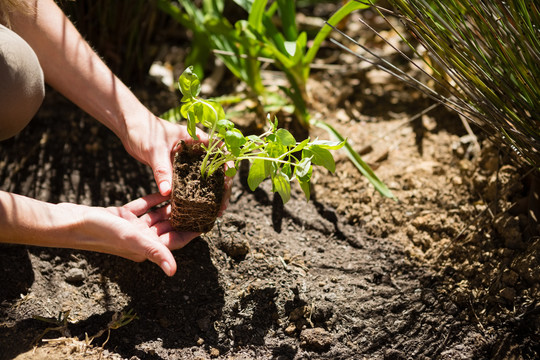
160,1,395,199
178,66,344,203
231,0,370,127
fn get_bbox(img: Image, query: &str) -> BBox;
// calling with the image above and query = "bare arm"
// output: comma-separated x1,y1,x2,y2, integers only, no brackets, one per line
0,190,200,276
0,1,230,275
9,0,207,195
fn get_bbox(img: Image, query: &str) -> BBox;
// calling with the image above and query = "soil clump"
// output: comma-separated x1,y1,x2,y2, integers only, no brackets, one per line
170,141,224,233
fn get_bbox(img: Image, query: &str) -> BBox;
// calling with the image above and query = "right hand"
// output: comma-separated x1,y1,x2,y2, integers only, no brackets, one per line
61,193,200,276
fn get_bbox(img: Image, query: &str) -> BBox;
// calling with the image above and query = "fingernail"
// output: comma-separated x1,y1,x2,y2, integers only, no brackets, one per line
159,181,171,195
161,261,172,276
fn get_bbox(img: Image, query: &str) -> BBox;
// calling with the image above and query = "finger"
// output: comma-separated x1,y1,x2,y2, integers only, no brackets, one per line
144,241,178,277
124,193,169,217
139,204,171,226
218,174,233,216
175,128,209,147
157,229,200,250
187,128,209,145
151,219,199,242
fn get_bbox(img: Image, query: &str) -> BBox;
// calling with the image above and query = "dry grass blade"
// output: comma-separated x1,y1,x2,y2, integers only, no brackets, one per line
344,0,540,167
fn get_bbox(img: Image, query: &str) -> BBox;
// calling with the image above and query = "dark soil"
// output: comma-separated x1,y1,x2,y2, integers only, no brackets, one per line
1,5,539,360
170,142,224,233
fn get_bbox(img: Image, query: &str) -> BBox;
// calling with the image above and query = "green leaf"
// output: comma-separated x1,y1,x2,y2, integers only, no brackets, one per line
292,32,307,64
217,119,235,130
225,167,237,177
180,100,193,119
266,141,286,159
291,138,310,153
281,163,292,180
225,129,246,157
266,133,277,143
295,157,312,180
218,119,235,137
284,41,297,56
298,180,311,202
186,108,198,140
276,0,297,41
305,1,370,67
248,0,267,33
225,129,246,148
231,0,253,12
190,100,224,128
247,158,268,191
276,128,296,147
202,0,224,15
309,139,346,150
247,134,264,143
272,173,291,203
304,146,336,173
262,14,288,55
178,66,201,101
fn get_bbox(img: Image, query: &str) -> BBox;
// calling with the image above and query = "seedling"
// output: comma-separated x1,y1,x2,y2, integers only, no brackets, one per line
160,1,395,199
178,66,344,203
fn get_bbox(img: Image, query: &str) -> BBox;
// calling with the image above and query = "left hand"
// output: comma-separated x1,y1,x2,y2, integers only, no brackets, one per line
121,115,208,196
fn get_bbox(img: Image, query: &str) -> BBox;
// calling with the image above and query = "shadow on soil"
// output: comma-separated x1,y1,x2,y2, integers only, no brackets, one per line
0,239,225,360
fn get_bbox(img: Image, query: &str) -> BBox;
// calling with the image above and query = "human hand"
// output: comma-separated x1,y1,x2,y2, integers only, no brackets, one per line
121,114,208,196
219,161,234,216
122,114,233,214
62,193,200,276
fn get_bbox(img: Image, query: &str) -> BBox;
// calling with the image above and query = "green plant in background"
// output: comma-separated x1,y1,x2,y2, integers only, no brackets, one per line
338,0,540,168
61,0,167,83
156,0,215,79
178,67,345,203
161,0,370,127
231,0,370,127
158,0,266,114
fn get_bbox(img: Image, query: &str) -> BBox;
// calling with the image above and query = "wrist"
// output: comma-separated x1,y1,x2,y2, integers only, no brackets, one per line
0,192,83,249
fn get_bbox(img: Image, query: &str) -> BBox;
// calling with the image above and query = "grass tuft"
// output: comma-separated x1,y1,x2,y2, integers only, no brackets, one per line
337,0,540,167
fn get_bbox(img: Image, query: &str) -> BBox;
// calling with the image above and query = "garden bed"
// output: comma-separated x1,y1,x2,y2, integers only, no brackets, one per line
1,5,539,359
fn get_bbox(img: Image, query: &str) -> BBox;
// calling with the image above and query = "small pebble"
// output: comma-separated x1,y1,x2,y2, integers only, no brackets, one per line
65,268,85,283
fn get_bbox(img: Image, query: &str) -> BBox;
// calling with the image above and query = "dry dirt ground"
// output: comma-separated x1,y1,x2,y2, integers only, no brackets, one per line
1,5,539,360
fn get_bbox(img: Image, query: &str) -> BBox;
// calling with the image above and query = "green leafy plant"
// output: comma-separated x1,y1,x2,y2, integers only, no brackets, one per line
160,0,370,126
160,1,395,199
230,0,370,127
178,66,344,203
157,0,232,81
158,0,269,120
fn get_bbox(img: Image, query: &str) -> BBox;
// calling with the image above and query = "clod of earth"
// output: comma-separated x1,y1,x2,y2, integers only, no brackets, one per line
170,141,224,233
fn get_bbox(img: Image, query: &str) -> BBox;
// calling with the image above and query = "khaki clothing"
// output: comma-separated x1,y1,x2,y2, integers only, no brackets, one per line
0,23,44,140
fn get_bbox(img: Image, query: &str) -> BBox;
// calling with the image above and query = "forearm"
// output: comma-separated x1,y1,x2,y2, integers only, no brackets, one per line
8,0,149,142
8,0,205,197
0,191,81,249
